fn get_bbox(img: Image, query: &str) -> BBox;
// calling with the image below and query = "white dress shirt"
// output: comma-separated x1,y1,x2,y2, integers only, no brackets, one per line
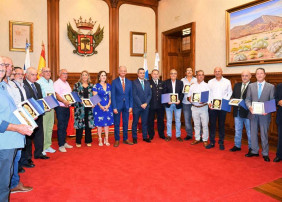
7,80,27,106
257,80,265,91
171,80,176,94
208,77,232,103
188,81,210,106
181,77,197,104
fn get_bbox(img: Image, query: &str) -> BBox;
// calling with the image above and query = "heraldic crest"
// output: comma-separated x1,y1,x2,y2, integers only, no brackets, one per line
67,17,104,56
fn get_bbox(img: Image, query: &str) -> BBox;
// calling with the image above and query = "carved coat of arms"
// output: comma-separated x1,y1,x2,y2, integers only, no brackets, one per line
67,17,104,56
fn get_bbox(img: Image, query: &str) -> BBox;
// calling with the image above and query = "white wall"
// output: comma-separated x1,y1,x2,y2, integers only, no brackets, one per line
59,0,109,73
119,4,156,73
0,0,47,68
158,0,282,75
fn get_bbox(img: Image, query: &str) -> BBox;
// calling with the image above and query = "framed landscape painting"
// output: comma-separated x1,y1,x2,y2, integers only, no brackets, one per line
226,0,282,66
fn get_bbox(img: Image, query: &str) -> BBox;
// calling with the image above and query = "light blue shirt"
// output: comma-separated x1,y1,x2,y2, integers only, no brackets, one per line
37,77,55,97
0,82,25,149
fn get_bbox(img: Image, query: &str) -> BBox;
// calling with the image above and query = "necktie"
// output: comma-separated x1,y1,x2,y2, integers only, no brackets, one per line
31,83,38,99
240,83,246,99
13,81,24,101
141,80,144,90
155,80,158,85
258,83,262,99
122,79,125,92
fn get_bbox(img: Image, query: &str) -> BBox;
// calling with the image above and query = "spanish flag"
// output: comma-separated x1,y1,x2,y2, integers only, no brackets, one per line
37,41,46,79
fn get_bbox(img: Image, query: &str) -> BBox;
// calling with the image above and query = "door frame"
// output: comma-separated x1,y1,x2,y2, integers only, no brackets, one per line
162,22,196,80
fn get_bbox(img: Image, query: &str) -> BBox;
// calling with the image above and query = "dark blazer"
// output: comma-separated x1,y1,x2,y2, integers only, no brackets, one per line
276,83,282,124
162,79,184,109
111,77,133,110
132,79,152,111
23,79,43,100
149,79,164,109
231,82,250,118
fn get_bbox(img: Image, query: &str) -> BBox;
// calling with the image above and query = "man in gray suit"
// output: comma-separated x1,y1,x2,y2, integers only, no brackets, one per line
245,68,275,162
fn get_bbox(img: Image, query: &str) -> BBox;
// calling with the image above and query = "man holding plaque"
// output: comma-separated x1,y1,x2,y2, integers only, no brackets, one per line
181,67,197,141
230,70,252,153
23,67,49,160
54,69,73,152
207,67,232,150
188,70,210,147
37,67,56,155
147,69,165,140
274,83,282,162
245,68,275,162
163,69,184,141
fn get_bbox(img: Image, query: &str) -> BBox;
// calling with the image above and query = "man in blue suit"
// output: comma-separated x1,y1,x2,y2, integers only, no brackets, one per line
132,68,152,143
111,66,134,147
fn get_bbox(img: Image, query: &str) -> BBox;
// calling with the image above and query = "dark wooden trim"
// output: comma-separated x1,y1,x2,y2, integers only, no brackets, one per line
47,0,60,81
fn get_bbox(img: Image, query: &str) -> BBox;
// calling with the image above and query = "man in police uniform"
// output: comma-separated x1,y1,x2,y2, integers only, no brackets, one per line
147,69,165,140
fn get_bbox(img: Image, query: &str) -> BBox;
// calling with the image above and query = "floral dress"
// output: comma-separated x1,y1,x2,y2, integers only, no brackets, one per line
93,83,114,127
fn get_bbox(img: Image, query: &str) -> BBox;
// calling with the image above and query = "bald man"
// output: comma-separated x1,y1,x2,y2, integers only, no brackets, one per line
207,67,232,150
229,70,252,153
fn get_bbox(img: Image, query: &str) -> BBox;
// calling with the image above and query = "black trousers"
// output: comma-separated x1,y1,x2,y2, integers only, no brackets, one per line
147,107,165,139
76,108,92,144
277,122,282,158
20,116,44,163
209,109,227,145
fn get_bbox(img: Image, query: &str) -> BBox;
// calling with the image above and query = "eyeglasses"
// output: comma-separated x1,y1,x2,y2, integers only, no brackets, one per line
0,63,6,67
42,70,51,73
5,64,14,68
61,73,68,75
14,73,24,76
0,70,5,73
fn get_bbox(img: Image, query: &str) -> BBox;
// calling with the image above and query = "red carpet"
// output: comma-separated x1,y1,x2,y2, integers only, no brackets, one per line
11,130,282,202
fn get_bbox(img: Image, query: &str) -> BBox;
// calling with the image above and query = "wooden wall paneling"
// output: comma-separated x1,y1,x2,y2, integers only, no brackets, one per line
47,0,60,81
204,72,282,144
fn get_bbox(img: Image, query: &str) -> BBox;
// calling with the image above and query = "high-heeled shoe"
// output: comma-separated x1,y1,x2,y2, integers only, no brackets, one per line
98,138,103,146
104,137,110,146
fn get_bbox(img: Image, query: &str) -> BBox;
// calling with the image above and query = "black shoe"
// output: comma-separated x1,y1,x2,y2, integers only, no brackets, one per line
219,144,225,150
133,139,137,144
18,167,25,173
149,137,154,141
230,146,241,152
28,159,34,164
184,136,192,141
176,137,183,142
205,144,215,149
165,136,171,141
245,152,259,157
159,136,165,139
263,156,270,162
22,159,35,168
34,155,50,160
273,156,281,162
143,138,151,143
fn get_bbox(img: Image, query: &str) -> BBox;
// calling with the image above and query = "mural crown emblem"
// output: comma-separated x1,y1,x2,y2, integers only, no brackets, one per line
73,16,96,30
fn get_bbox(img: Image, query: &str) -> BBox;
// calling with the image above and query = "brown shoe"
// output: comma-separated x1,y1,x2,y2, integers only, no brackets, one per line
123,139,134,145
11,182,33,193
203,141,208,147
114,140,119,147
165,136,171,141
191,140,200,145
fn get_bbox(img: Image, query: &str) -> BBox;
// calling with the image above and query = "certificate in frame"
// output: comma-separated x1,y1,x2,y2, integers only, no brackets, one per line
9,21,33,52
252,102,264,114
130,32,147,57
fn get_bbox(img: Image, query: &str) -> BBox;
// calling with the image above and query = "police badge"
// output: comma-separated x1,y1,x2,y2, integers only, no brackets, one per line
67,16,104,56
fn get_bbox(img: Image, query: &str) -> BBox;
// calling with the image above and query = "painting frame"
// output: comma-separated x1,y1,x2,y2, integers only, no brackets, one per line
226,0,282,66
9,21,33,52
130,31,147,57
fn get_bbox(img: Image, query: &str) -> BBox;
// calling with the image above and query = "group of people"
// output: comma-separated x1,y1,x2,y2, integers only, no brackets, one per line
1,55,282,202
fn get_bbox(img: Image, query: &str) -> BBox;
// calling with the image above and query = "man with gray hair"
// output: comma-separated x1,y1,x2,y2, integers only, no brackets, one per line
22,67,49,160
54,69,73,152
37,67,56,154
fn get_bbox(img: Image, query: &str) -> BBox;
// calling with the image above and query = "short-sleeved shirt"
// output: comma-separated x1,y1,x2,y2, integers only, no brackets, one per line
53,78,72,106
181,77,197,104
37,77,55,98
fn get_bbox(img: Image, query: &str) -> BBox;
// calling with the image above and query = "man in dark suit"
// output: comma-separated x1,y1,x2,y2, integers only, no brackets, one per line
147,69,165,140
163,69,184,141
274,83,282,162
132,68,152,143
111,66,134,147
21,67,49,162
230,70,252,153
245,68,275,162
